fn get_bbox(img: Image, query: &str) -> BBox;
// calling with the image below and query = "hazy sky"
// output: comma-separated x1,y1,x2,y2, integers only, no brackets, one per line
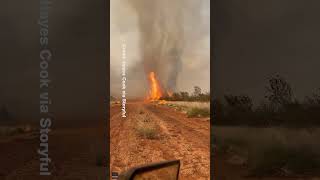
110,0,210,98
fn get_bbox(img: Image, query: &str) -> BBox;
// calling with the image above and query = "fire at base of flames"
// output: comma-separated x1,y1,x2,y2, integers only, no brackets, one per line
145,71,173,102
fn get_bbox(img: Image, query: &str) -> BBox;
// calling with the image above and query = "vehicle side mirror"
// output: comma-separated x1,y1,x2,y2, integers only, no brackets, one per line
119,160,180,180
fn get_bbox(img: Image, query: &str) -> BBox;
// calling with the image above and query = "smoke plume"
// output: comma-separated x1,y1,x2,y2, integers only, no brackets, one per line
111,0,210,98
127,0,187,93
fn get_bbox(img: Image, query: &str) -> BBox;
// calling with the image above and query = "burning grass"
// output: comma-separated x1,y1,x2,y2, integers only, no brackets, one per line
213,126,320,176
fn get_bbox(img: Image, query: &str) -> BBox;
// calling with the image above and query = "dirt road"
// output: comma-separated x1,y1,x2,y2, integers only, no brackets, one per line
110,101,210,180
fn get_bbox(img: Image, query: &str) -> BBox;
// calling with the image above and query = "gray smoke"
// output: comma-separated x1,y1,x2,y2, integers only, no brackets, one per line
127,0,187,93
111,0,210,98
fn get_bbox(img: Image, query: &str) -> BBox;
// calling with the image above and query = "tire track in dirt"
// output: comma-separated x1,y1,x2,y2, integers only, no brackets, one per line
145,103,210,180
110,102,210,180
110,103,170,173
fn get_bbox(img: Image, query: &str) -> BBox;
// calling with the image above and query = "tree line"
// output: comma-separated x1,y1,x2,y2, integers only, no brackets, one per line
213,75,320,127
160,86,210,102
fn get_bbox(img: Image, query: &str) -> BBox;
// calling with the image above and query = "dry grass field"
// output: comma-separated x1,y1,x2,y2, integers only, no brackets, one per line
164,101,210,109
159,101,210,118
213,126,320,179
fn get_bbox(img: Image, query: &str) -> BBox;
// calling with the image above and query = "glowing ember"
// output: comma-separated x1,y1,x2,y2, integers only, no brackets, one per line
147,72,163,101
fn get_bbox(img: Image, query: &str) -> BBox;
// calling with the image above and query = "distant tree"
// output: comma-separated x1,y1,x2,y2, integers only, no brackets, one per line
255,101,278,126
306,88,320,105
221,94,254,125
198,92,210,102
179,92,189,101
265,75,293,108
161,87,209,102
172,92,182,101
203,91,211,102
304,88,320,125
224,94,253,111
193,86,202,97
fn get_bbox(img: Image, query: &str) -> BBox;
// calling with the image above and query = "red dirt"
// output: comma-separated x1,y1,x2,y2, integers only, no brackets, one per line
110,101,210,180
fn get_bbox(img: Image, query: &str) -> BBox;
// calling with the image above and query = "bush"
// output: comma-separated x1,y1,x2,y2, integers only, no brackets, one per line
135,115,159,139
248,143,290,175
285,147,320,174
187,107,210,118
136,127,157,139
248,142,320,176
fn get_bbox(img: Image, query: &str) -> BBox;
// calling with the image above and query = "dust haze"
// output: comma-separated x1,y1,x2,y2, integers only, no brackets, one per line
110,0,210,98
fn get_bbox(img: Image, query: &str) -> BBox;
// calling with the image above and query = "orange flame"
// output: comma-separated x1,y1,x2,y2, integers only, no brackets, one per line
147,72,163,101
